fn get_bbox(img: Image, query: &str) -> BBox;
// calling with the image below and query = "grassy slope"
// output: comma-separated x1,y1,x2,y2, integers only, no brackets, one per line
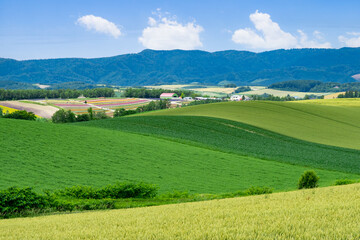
0,118,357,193
80,116,360,174
2,183,360,239
144,101,360,150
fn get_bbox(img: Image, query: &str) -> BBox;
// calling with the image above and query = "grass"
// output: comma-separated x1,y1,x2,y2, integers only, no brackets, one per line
80,116,360,174
1,183,359,239
144,101,360,150
0,118,357,193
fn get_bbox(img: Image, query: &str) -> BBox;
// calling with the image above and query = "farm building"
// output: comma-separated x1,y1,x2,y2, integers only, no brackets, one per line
160,93,178,99
230,95,250,101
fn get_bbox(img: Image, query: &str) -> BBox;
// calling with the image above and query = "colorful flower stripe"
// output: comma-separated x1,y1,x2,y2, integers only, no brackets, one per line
86,98,136,103
92,100,149,107
90,100,148,105
54,104,91,107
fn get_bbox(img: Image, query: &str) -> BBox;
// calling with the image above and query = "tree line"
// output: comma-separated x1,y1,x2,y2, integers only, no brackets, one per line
269,80,360,93
123,88,193,98
0,88,115,101
338,91,360,98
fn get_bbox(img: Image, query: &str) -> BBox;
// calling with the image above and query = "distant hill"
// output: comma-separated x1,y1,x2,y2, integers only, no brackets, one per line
1,48,360,86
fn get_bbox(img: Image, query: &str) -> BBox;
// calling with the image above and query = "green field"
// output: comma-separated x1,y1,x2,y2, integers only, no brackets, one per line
1,118,358,194
80,116,360,174
144,101,360,150
2,183,360,239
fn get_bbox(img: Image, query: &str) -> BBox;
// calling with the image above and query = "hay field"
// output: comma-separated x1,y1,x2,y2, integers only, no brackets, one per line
1,183,359,239
324,92,346,99
294,98,360,107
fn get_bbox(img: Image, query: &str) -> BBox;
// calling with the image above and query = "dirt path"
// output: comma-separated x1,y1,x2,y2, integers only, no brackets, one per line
0,101,58,118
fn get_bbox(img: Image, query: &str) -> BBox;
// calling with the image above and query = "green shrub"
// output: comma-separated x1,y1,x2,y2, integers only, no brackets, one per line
244,186,273,196
93,111,109,120
76,113,91,122
298,170,319,189
158,190,190,199
51,109,76,123
100,182,158,199
54,185,101,199
2,110,36,120
54,182,158,199
0,187,53,218
334,179,359,186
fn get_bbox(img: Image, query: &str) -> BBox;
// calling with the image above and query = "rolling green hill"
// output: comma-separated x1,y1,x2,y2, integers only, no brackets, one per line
79,115,360,174
145,101,360,150
0,118,357,193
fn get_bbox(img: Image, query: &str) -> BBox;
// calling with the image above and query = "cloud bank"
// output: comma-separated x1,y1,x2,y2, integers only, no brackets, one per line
232,10,331,50
77,15,121,38
338,32,360,47
139,13,203,50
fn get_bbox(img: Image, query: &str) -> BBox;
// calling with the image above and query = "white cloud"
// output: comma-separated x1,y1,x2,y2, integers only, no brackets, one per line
298,30,332,48
77,15,121,38
232,10,331,50
139,13,203,50
338,32,360,47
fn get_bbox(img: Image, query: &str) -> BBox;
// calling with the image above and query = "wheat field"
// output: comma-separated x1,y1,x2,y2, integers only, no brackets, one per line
1,183,359,239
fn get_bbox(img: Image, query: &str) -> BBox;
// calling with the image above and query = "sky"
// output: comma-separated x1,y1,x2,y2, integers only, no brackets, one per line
1,0,360,60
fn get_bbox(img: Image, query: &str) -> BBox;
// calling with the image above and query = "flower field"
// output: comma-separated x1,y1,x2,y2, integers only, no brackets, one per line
0,105,18,114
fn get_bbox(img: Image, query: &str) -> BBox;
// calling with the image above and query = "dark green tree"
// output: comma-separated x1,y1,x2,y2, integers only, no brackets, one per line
298,170,319,189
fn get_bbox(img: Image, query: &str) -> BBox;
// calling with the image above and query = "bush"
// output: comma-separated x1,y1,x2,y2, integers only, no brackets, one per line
0,187,53,218
244,186,273,195
54,182,158,199
51,109,76,123
334,179,359,186
76,113,90,122
298,170,319,189
93,111,109,120
2,110,36,120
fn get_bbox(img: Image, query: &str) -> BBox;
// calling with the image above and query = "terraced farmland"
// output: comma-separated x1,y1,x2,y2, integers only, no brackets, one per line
1,118,357,193
145,101,360,150
2,183,359,239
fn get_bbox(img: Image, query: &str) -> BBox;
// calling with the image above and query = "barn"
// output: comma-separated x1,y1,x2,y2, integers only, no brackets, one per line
160,93,178,99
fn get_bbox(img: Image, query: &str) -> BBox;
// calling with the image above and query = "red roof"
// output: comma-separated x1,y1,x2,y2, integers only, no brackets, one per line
160,93,176,97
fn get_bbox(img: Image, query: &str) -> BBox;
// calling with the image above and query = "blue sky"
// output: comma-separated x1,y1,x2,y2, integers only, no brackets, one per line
1,0,360,59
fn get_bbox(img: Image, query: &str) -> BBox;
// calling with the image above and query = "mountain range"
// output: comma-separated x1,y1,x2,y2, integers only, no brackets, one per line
1,48,360,87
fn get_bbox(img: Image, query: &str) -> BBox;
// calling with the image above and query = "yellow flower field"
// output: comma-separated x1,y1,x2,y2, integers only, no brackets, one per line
0,105,17,114
1,183,360,239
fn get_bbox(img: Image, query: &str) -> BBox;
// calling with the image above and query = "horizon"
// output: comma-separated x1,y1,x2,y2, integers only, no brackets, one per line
1,0,360,60
2,46,359,61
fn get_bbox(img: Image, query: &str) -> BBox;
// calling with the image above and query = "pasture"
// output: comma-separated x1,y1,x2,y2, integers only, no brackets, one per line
1,118,357,193
1,183,359,239
145,101,360,150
